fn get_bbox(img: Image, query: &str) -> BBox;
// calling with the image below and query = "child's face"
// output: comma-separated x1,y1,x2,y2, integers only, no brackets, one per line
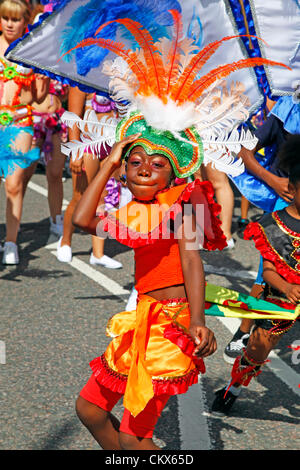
126,146,173,201
1,14,26,42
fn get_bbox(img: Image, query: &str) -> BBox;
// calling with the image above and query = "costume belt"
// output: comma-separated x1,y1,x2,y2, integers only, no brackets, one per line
106,294,199,417
0,104,33,127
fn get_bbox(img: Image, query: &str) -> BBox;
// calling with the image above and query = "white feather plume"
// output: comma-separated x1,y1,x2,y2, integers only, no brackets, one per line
135,95,199,132
202,149,244,176
61,111,119,160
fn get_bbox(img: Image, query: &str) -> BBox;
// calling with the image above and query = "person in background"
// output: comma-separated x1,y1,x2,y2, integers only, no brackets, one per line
57,86,123,269
212,134,300,415
223,94,298,364
0,0,49,264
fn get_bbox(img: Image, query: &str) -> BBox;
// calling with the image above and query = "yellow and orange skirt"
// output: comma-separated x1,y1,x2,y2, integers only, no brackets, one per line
88,294,205,417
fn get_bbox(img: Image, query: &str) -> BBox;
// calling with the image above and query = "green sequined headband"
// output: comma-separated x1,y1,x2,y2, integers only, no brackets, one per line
116,112,204,178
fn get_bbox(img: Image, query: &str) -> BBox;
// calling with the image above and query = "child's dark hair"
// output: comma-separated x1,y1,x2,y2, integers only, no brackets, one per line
278,134,300,185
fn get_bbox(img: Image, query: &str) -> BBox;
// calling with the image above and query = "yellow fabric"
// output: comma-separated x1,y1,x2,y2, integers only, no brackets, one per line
104,295,197,417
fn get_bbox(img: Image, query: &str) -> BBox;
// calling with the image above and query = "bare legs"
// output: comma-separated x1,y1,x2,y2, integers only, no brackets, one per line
22,132,66,225
60,170,87,247
4,131,33,243
84,156,105,258
5,166,26,242
60,153,105,255
240,196,250,221
75,396,160,450
45,133,66,222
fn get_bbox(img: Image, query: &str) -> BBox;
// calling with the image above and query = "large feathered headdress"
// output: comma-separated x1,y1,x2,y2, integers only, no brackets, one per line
61,10,290,177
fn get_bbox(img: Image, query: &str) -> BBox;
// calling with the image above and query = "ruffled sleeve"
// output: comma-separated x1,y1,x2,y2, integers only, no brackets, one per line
244,220,300,284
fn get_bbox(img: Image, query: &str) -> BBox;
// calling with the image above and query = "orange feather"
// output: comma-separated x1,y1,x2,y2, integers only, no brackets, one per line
96,18,166,98
187,57,292,102
170,35,267,103
58,37,150,95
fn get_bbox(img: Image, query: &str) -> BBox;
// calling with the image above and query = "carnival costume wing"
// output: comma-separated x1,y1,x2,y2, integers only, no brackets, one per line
5,0,297,106
59,8,289,178
224,0,300,211
5,0,185,94
225,0,300,99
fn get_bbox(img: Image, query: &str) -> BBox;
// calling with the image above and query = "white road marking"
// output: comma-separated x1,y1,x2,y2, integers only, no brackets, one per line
44,239,130,297
48,248,130,296
27,181,69,208
0,340,6,364
177,377,212,450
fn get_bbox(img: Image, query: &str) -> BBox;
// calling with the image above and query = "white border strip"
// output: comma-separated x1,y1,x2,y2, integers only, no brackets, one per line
177,377,212,450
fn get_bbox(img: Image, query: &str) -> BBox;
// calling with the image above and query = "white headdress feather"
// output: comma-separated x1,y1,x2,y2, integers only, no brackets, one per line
60,11,287,175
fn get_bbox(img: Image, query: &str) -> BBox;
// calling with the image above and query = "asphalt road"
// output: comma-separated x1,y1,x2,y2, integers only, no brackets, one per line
0,168,299,451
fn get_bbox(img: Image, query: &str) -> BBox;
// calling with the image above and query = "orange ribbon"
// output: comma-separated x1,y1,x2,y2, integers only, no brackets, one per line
123,297,161,417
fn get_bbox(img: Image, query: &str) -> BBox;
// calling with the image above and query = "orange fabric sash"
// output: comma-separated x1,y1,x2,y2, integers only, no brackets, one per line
122,296,162,417
104,295,200,417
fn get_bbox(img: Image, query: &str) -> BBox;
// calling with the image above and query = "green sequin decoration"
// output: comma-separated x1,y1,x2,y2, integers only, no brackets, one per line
0,112,13,126
3,67,18,80
116,111,203,178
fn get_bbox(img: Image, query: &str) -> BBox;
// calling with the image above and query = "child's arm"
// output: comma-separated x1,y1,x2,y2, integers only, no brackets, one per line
263,259,300,304
72,133,140,235
238,145,293,203
177,209,217,358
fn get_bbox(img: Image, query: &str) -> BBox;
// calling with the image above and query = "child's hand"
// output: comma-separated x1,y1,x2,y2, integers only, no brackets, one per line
270,175,294,202
188,323,217,358
284,284,300,304
108,133,141,169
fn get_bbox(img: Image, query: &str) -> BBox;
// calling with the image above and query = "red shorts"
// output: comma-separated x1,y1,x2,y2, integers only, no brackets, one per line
79,372,169,438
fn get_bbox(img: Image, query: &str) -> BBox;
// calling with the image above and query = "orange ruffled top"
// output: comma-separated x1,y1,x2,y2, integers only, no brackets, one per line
99,179,227,294
91,180,227,417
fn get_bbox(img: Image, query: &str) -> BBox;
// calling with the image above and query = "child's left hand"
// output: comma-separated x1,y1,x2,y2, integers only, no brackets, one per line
188,324,217,358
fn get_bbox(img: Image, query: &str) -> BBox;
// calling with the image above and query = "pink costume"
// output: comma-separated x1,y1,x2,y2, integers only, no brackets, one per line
32,80,68,163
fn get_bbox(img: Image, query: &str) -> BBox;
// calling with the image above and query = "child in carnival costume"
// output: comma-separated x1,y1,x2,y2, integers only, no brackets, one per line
223,86,300,364
61,11,288,450
0,0,49,263
212,134,300,416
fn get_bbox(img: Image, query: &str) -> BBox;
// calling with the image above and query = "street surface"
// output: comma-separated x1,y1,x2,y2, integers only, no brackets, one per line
0,168,299,450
